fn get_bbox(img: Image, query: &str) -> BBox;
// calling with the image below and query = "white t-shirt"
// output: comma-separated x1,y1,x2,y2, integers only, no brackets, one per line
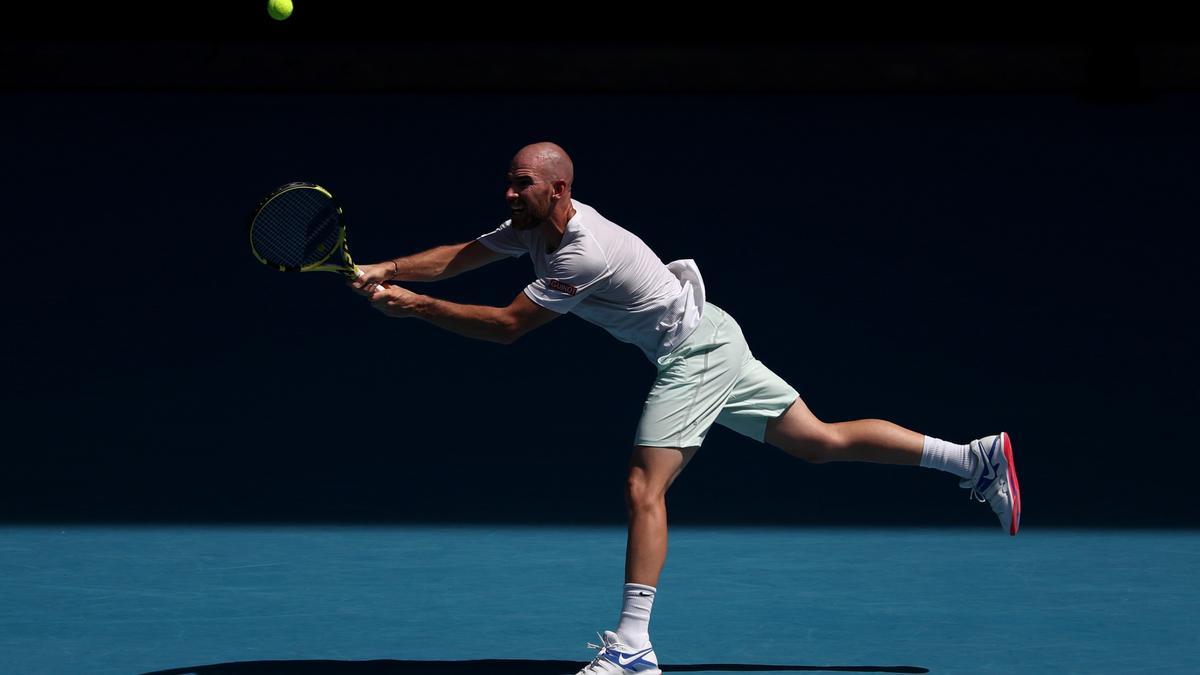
477,199,704,362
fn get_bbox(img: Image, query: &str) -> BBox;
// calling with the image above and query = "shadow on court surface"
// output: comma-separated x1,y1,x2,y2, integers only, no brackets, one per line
143,660,930,674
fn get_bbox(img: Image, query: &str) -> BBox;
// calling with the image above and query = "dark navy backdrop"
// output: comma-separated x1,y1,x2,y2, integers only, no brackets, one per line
2,91,1195,526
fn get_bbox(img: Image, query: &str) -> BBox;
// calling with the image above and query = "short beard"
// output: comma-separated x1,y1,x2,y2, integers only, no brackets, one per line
511,209,545,230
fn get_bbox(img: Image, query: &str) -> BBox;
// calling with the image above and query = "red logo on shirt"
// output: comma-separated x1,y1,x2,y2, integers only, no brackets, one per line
546,279,578,296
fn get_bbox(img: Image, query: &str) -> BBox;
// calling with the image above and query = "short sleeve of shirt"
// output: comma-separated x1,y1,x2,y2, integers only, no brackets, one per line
476,221,528,258
524,240,611,314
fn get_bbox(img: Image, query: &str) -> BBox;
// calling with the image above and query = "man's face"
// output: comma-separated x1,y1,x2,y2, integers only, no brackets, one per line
505,163,554,230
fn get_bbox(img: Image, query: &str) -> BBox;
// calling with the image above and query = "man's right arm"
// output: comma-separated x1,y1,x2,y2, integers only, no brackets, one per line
355,240,506,286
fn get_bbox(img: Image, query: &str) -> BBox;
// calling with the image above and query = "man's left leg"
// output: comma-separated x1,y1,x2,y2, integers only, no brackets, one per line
763,397,928,466
762,396,1021,534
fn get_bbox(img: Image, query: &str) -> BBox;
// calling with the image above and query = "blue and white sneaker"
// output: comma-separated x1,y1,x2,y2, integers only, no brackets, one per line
573,630,661,675
961,432,1022,535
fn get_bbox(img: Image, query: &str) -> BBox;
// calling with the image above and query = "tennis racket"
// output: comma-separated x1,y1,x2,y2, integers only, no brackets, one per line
249,182,375,285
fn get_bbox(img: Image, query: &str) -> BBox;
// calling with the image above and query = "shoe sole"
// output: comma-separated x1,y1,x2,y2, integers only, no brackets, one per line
1001,431,1021,536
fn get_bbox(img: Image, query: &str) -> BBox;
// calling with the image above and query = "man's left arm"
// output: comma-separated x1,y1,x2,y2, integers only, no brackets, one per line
363,284,559,344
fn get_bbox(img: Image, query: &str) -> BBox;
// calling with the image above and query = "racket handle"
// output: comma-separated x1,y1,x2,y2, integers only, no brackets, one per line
354,267,386,294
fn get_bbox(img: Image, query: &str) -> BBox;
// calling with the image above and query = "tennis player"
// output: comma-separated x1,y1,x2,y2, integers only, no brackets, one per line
350,142,1021,675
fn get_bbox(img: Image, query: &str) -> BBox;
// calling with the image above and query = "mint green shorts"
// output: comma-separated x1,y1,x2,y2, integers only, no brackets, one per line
634,303,800,448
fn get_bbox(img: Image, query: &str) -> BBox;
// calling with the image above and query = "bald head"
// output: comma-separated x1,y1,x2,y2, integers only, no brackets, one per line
512,142,574,187
506,142,577,231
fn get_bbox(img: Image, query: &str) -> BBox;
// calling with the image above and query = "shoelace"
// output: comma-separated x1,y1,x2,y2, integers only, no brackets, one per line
964,441,1002,505
970,480,1010,513
581,633,614,673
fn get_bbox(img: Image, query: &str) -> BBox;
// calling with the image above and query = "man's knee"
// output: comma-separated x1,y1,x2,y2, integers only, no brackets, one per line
777,422,846,464
625,470,665,513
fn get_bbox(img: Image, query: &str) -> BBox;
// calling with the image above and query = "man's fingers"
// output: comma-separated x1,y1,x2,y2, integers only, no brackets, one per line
368,284,391,301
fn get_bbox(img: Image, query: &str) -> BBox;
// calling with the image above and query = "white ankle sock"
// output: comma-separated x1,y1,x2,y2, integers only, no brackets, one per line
920,436,977,479
615,583,655,648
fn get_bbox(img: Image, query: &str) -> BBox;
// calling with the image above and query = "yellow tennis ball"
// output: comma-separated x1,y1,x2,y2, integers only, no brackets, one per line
267,0,293,21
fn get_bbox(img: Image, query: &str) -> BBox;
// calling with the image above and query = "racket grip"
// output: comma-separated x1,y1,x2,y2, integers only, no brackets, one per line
354,267,386,294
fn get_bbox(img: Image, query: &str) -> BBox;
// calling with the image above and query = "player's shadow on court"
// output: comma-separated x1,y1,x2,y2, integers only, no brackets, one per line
143,659,930,674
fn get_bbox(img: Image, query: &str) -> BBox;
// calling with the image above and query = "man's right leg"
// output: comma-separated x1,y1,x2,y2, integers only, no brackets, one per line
573,445,692,675
624,444,697,588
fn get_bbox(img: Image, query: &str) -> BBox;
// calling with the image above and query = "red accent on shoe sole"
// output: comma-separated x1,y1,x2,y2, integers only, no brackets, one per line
1002,432,1021,535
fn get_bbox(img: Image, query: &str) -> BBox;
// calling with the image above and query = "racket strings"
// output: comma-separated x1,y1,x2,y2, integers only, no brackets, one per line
251,189,342,268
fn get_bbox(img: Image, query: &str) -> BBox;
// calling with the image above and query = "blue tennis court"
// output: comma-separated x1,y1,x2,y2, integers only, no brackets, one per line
3,526,1196,673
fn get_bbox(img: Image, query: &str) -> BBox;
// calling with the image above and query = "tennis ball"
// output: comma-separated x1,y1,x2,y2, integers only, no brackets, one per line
267,0,293,21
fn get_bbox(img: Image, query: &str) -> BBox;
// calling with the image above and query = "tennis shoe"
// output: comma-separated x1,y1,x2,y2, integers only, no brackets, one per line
571,630,660,675
961,432,1022,535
